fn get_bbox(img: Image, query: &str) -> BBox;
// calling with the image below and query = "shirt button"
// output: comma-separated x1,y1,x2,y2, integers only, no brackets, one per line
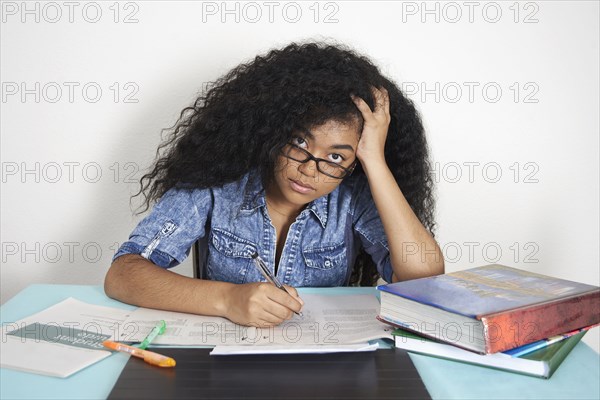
324,260,331,267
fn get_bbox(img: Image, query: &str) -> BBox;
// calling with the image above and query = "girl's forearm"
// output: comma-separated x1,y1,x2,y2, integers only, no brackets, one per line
104,254,234,317
361,158,444,281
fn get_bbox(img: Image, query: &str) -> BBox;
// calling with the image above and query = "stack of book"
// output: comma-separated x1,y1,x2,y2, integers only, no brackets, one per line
377,264,600,378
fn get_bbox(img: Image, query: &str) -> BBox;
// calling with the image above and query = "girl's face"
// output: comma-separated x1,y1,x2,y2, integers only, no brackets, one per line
269,119,361,213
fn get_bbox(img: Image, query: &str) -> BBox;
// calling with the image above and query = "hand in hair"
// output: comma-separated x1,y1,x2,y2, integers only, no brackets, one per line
351,86,391,167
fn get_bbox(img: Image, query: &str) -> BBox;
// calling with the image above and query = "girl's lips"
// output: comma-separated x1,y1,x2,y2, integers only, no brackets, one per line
289,179,315,194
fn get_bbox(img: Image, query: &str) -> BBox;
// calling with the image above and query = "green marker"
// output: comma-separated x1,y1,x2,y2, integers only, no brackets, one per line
138,320,166,350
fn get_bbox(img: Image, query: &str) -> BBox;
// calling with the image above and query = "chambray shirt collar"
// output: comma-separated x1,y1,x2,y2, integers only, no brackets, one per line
239,173,266,212
306,196,328,228
239,172,329,228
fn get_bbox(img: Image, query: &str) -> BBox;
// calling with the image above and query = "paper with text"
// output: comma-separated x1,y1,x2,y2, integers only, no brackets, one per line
210,342,379,355
122,294,393,346
0,298,133,378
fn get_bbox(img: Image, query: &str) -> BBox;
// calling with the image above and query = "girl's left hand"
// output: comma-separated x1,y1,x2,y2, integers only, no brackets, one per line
351,86,391,166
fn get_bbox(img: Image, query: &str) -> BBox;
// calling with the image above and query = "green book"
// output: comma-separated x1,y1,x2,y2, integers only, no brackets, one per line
392,329,587,379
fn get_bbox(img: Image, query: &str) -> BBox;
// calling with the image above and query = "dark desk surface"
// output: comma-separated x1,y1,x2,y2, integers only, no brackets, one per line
108,348,430,400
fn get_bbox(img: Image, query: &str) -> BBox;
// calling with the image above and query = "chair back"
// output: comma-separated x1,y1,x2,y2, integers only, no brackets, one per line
192,235,209,279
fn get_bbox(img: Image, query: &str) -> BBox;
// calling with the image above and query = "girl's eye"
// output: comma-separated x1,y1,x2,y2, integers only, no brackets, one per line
291,137,307,148
329,153,345,164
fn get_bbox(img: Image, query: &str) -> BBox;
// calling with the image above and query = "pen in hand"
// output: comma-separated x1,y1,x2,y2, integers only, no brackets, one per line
251,252,303,317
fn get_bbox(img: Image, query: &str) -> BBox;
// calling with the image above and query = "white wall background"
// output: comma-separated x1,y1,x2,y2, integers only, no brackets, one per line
1,1,598,350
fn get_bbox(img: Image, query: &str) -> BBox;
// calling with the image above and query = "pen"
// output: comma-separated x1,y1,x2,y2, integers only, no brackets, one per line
504,324,597,357
138,320,166,350
251,252,303,316
103,340,176,367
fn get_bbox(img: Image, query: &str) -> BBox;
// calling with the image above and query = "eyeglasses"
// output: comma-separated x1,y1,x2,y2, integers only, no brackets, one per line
281,144,357,179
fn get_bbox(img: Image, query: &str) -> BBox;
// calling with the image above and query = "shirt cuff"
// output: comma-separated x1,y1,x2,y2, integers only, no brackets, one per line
112,241,178,269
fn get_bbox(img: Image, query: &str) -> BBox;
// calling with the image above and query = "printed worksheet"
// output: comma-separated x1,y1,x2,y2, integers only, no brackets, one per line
122,294,393,347
1,298,133,377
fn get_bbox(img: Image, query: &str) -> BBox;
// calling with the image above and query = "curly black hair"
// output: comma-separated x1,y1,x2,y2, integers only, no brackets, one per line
136,40,436,286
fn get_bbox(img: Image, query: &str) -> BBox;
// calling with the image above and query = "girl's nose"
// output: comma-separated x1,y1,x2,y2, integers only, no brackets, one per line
298,159,318,178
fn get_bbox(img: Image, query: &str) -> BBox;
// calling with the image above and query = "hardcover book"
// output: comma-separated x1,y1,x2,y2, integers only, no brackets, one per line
377,264,599,353
392,328,587,379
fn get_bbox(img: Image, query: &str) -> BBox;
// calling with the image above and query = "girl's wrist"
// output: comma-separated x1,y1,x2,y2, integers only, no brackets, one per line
212,281,236,318
359,155,388,177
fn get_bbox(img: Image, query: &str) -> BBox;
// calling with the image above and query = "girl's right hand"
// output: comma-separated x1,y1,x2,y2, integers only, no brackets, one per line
223,282,304,327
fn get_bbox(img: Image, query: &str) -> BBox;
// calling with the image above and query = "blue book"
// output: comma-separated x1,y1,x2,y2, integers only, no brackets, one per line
377,264,599,353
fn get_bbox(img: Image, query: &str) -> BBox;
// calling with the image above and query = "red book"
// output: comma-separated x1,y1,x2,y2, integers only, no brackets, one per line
377,264,600,354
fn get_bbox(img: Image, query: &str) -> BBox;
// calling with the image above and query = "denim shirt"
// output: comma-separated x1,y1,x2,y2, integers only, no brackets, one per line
113,171,393,286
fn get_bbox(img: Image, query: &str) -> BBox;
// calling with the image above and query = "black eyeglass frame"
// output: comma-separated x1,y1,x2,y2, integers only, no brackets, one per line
281,144,357,179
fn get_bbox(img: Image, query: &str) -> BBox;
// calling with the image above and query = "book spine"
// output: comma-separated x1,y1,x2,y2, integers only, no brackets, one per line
543,331,585,378
481,291,599,353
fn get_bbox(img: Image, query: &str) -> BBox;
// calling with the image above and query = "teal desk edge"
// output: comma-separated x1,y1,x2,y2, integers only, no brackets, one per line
1,284,599,400
1,284,139,400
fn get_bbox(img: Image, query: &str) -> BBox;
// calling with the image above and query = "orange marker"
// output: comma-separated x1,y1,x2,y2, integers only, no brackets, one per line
103,340,176,367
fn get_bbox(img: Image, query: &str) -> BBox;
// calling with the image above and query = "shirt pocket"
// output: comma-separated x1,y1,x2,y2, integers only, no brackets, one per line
302,241,348,287
207,228,257,284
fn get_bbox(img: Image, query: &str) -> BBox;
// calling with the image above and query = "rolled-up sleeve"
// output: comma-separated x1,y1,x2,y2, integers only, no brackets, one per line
351,177,394,283
112,187,212,268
